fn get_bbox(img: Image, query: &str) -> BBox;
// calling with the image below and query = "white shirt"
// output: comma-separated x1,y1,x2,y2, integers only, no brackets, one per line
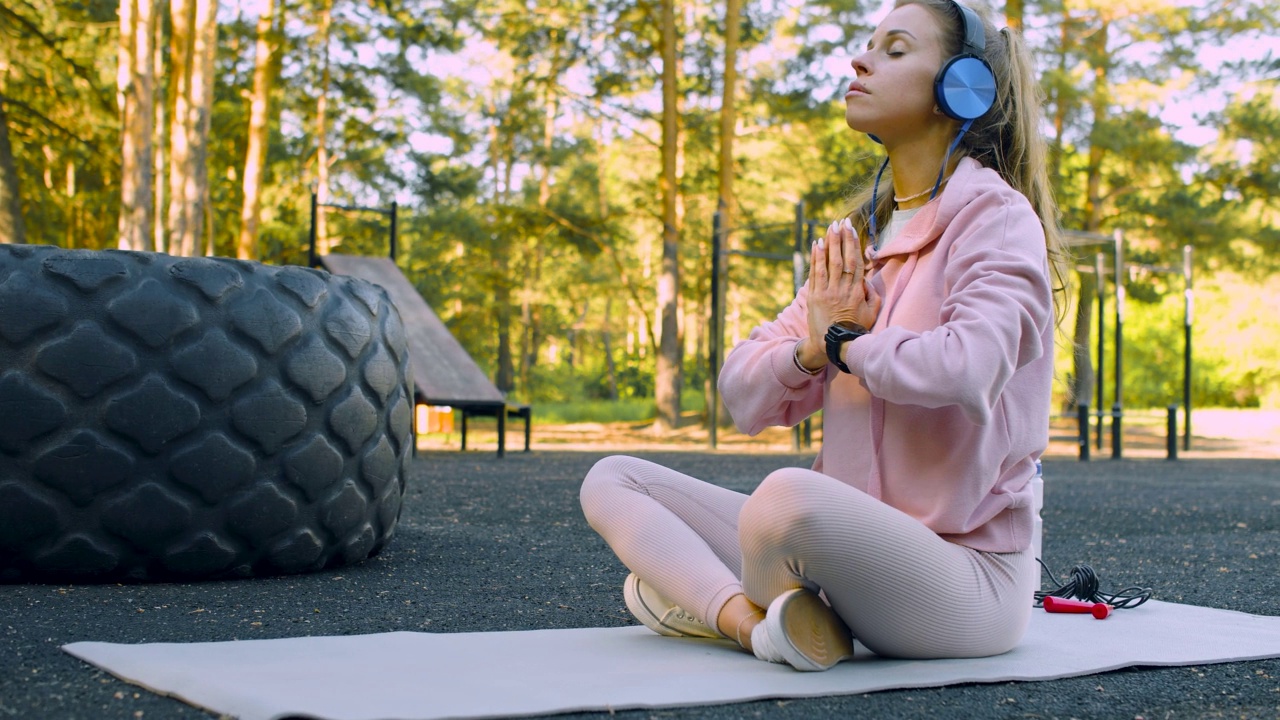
877,206,924,250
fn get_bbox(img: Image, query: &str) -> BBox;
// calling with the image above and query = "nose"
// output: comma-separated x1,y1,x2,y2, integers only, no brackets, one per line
851,52,870,77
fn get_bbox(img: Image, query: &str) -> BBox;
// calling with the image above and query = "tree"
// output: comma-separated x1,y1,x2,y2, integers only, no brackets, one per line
0,94,26,244
1030,0,1275,408
2,0,118,249
236,0,279,260
312,0,332,253
167,0,192,253
187,0,217,255
709,0,741,426
654,0,683,432
116,0,155,250
717,0,741,229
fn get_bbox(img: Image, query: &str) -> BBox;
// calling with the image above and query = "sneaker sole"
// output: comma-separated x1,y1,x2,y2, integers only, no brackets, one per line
769,588,854,671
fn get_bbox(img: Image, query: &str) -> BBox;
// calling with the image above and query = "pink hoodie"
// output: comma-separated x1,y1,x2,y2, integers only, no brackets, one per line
719,157,1053,553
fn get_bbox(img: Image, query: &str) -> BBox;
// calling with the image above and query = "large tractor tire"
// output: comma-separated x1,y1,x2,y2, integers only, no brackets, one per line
0,244,414,582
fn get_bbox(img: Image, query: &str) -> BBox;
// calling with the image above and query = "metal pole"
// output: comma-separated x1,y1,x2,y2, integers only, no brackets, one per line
709,210,723,450
1112,230,1124,459
1183,244,1193,451
1166,404,1178,461
389,201,398,261
1095,252,1105,450
1111,402,1122,459
1077,403,1090,461
308,192,318,267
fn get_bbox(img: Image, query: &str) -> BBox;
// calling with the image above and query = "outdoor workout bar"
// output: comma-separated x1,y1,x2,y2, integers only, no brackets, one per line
708,201,818,450
308,192,399,268
1064,229,1194,460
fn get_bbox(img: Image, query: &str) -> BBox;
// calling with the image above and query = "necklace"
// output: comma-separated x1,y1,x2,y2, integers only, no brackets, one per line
893,174,953,204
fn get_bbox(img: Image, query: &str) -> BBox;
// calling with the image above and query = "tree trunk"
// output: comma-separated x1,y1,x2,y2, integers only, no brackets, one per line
117,0,155,251
1071,16,1111,408
0,96,26,244
237,0,278,260
718,0,739,223
712,0,740,427
1050,9,1069,184
314,0,332,254
64,162,75,248
167,0,194,254
654,0,682,433
1072,270,1096,409
520,61,558,396
495,267,514,393
181,0,216,256
603,296,618,400
153,7,167,254
489,93,515,394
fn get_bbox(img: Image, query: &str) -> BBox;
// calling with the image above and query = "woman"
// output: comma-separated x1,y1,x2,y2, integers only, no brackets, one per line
580,0,1064,671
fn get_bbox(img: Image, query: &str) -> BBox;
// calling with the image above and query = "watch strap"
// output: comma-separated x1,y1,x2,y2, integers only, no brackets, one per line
825,323,868,374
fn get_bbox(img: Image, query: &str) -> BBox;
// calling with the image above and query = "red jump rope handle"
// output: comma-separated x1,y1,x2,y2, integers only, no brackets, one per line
1043,595,1112,619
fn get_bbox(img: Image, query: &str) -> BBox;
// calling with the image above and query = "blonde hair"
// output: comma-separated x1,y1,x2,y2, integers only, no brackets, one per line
846,0,1068,307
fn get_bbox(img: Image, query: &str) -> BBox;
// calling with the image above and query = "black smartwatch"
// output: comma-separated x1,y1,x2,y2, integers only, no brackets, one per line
824,322,869,374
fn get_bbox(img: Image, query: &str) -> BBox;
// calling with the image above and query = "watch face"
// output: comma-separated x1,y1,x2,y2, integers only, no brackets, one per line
827,325,865,342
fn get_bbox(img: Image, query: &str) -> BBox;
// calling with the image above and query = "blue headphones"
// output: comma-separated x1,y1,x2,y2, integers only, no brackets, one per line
933,1,996,122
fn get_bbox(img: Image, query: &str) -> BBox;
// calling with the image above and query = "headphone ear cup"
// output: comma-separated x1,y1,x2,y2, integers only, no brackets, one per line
934,55,996,121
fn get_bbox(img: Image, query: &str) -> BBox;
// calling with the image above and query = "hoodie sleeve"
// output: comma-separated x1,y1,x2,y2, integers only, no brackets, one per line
843,194,1053,425
718,286,826,435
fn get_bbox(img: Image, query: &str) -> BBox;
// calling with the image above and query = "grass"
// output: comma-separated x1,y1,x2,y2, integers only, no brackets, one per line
534,398,655,424
529,390,709,425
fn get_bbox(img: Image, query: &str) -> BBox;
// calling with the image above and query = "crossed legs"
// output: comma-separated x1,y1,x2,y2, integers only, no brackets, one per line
581,456,1033,662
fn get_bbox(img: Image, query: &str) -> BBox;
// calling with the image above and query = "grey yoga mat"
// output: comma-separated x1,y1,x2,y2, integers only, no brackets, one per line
65,600,1280,720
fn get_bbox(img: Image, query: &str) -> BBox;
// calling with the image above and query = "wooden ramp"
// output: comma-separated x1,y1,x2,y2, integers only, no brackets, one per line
319,254,529,456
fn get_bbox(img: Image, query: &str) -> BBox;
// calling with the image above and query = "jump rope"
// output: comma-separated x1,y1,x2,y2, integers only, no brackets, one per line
1034,560,1153,619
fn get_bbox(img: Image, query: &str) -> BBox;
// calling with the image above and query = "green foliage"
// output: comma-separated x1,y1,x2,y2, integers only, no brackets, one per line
3,0,119,248
535,398,655,425
5,0,1279,419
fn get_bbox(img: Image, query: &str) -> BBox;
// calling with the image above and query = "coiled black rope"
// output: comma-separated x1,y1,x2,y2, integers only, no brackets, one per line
1033,560,1152,610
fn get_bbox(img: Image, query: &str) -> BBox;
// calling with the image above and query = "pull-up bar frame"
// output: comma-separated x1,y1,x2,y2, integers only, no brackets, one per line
307,192,399,268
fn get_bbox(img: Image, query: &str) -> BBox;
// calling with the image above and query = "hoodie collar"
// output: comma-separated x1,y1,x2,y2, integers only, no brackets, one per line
868,156,989,261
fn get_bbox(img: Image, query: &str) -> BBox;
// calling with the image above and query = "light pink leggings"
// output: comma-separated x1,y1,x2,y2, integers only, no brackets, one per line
580,455,1034,659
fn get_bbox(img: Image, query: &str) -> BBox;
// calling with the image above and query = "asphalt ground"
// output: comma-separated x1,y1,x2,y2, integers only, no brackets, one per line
2,450,1278,720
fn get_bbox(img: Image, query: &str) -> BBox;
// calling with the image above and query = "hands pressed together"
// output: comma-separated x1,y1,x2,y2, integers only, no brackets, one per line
795,218,882,372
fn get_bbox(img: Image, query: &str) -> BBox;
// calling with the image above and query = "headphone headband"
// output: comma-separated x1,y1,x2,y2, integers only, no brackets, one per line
954,2,986,58
934,1,996,122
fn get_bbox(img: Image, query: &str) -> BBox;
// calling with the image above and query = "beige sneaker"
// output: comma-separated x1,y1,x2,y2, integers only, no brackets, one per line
759,588,854,671
623,573,724,639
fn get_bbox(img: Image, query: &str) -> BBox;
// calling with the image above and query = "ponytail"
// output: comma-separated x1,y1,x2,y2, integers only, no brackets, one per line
982,23,1068,309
